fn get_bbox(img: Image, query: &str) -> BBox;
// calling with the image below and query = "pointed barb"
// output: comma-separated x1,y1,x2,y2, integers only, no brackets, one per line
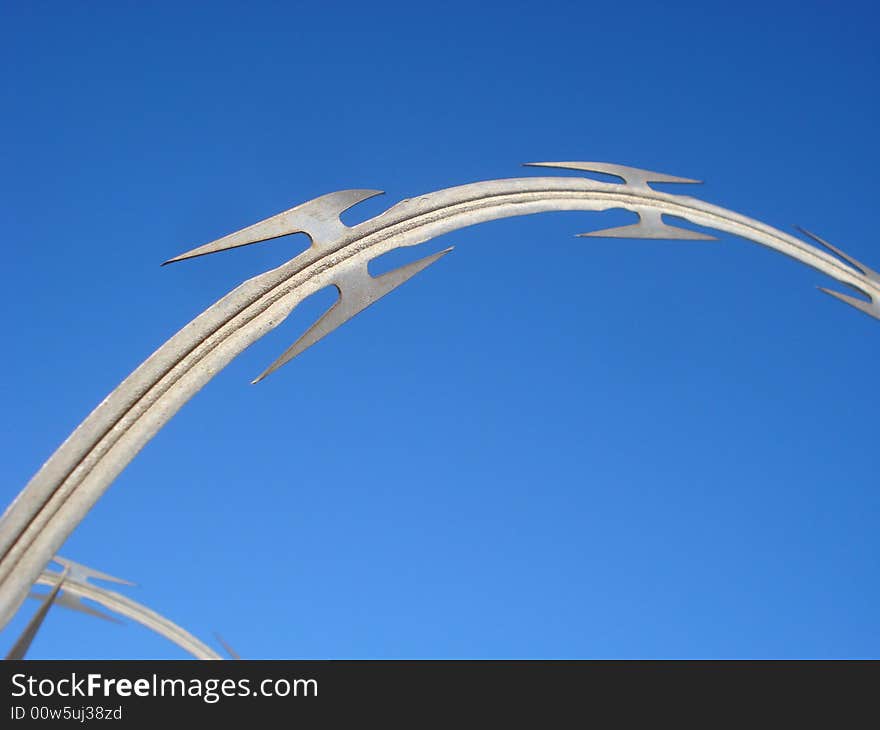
53,556,135,587
524,161,702,190
214,632,241,660
578,209,716,241
252,287,343,382
163,189,384,265
371,246,454,292
796,226,879,283
253,247,454,382
818,287,880,320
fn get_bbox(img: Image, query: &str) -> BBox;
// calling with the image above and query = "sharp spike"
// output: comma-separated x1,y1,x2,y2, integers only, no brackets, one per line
214,632,241,660
252,285,344,382
6,569,67,659
818,287,880,320
370,246,455,292
796,226,879,282
53,556,135,587
163,189,384,265
577,209,716,240
524,161,702,189
253,246,454,383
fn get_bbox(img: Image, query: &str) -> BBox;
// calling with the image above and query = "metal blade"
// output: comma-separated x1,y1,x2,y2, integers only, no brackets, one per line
253,246,454,382
53,556,135,587
524,161,702,189
214,632,241,660
818,287,880,320
578,209,716,240
797,226,879,282
163,189,385,264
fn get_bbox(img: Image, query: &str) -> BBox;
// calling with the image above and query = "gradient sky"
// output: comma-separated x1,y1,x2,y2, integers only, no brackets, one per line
2,1,878,659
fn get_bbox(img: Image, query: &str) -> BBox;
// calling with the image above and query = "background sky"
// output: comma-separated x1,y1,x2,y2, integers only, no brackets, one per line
1,1,878,659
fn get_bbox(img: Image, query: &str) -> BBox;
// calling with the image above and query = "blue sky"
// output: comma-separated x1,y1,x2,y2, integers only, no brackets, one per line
2,1,878,658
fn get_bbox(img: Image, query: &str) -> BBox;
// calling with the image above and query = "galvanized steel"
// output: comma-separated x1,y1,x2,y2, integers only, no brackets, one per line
1,161,876,637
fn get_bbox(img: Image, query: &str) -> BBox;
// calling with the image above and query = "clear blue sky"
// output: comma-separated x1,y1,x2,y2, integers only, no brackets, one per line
2,1,878,659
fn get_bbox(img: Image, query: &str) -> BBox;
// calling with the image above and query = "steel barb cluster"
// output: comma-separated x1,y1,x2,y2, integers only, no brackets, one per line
1,161,878,645
8,556,220,659
31,557,221,659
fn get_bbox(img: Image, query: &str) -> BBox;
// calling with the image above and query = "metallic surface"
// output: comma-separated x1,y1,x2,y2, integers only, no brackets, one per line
0,161,877,632
34,557,221,660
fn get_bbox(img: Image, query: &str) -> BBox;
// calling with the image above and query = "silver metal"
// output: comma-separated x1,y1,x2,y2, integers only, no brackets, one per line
33,558,221,659
795,226,880,318
52,555,134,589
32,590,120,624
254,246,454,382
214,633,241,660
1,161,877,632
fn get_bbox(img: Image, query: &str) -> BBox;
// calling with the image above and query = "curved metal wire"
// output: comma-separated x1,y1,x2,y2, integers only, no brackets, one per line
33,559,221,660
0,161,876,630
